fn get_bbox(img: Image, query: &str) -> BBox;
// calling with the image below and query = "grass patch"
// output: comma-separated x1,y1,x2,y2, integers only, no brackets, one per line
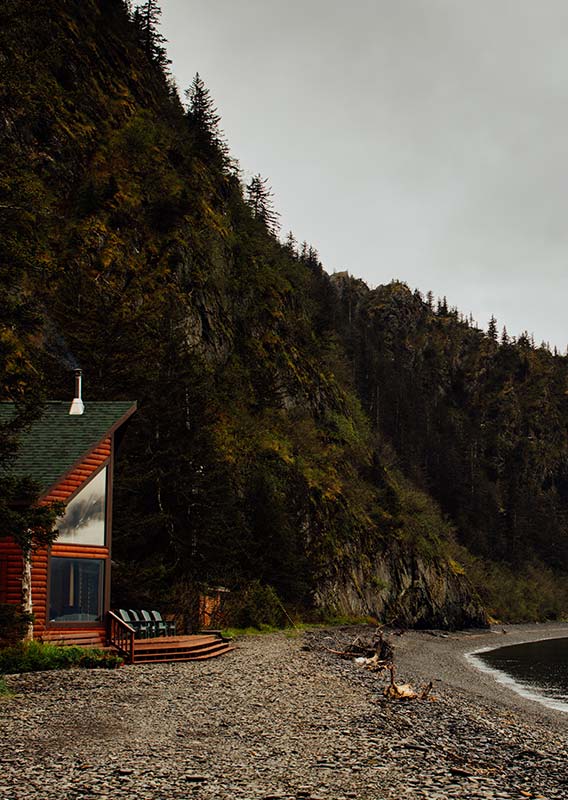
221,624,284,639
220,614,380,640
317,614,379,627
0,677,10,696
0,641,123,674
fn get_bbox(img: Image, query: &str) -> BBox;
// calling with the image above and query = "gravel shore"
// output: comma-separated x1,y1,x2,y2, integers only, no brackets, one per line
1,624,567,800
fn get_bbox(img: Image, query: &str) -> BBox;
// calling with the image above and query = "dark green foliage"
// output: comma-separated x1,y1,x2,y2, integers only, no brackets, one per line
332,276,568,618
76,650,124,669
0,604,31,648
222,582,288,629
132,1,170,70
0,642,123,674
0,476,63,557
185,72,230,171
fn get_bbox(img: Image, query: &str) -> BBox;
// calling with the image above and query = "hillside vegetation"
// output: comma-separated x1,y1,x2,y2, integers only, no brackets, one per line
1,0,567,625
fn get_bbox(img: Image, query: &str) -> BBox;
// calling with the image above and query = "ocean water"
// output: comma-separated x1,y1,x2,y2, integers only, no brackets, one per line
468,636,568,713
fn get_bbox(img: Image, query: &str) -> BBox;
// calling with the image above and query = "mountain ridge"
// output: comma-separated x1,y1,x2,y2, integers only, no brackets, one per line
1,0,566,626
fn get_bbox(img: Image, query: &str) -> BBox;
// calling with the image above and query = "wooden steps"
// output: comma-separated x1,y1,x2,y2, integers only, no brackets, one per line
132,634,234,664
41,629,106,648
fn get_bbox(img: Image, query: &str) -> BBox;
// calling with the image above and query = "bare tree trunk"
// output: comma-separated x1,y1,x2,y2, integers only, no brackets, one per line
22,546,34,642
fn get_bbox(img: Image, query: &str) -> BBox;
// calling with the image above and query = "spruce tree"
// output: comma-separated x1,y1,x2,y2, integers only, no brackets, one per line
133,1,170,70
284,231,298,257
246,174,280,235
185,72,230,169
305,245,320,269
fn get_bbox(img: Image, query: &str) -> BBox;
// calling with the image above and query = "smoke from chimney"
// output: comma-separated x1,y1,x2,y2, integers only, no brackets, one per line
69,369,85,415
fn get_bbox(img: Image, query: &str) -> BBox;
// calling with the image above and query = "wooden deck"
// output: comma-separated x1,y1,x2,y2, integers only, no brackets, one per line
41,627,234,664
132,634,234,664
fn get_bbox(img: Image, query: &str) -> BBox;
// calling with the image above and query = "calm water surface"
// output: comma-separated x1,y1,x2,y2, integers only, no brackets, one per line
471,636,568,712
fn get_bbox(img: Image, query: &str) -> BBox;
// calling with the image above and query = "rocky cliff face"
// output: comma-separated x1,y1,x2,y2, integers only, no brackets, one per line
317,543,487,629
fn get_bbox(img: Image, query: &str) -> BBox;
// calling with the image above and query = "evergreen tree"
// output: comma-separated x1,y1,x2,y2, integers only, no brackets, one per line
0,477,63,639
300,244,320,269
284,231,298,258
133,1,170,69
185,72,230,169
488,315,498,341
246,174,280,235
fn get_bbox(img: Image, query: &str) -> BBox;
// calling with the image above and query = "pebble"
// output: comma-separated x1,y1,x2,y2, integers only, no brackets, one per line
0,628,567,799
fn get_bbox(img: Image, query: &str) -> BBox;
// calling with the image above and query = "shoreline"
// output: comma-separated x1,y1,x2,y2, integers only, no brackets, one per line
391,622,568,731
311,622,568,797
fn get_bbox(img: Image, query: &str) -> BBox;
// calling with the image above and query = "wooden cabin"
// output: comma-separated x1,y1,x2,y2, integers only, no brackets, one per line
0,396,136,648
0,385,234,663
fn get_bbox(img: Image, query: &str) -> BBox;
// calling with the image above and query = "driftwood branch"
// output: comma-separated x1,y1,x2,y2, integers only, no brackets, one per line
322,629,435,702
322,644,355,657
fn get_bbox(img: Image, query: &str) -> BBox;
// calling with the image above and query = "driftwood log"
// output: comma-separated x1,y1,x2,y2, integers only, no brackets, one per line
383,665,434,700
322,627,394,664
322,628,435,701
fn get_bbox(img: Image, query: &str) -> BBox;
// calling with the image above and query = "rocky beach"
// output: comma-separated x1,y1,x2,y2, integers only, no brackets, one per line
1,624,568,800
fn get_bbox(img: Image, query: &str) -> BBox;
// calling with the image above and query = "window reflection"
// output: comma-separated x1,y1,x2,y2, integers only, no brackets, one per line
57,467,107,546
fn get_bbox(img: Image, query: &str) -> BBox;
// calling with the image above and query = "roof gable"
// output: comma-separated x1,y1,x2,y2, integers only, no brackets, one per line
0,401,136,493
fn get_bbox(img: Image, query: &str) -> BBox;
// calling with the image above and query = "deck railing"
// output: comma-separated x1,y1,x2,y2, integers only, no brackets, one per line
106,611,135,664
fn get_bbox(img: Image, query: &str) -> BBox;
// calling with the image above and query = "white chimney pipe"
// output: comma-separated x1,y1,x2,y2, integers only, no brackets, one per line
69,369,85,415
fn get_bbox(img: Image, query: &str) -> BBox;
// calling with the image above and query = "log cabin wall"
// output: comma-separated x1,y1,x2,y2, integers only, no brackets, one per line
0,437,113,638
0,539,51,635
0,537,23,608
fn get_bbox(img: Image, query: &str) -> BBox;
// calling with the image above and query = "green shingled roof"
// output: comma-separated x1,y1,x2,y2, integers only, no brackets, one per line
0,401,136,493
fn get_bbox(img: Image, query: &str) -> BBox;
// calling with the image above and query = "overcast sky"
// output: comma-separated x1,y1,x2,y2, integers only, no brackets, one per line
159,0,568,349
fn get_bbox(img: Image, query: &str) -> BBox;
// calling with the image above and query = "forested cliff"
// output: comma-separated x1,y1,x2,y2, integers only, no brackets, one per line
1,0,567,627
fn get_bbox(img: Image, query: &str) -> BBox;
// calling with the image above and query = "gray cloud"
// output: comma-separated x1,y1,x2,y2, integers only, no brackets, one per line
160,0,568,348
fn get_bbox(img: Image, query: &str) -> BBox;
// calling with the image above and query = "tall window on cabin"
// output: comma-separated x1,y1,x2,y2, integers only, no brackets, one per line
48,467,108,622
49,558,104,622
56,467,107,546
